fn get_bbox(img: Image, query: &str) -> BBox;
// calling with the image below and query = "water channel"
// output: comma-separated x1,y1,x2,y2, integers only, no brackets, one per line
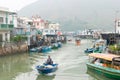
0,39,111,80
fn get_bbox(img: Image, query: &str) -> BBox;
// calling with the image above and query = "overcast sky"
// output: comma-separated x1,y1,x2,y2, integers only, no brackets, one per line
0,0,37,11
1,0,120,31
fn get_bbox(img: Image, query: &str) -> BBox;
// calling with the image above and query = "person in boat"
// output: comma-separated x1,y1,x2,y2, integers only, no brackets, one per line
92,58,103,66
46,56,53,65
92,58,98,63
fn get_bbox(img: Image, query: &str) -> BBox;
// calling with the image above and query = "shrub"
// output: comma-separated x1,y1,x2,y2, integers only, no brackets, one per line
11,35,27,42
109,44,120,51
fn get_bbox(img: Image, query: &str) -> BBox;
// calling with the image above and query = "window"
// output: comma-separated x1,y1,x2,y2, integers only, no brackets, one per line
37,23,39,26
10,21,13,24
0,17,3,23
6,18,8,24
45,30,48,33
28,22,33,25
118,22,120,27
50,30,54,33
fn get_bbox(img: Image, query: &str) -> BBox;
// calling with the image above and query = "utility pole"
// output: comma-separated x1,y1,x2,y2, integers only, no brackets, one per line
115,11,119,33
26,24,31,51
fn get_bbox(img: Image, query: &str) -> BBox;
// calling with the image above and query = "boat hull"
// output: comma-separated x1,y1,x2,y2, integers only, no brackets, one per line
84,47,103,53
36,64,58,74
58,42,62,48
76,40,80,46
29,48,38,52
41,46,51,53
84,48,94,53
87,63,120,80
51,43,59,49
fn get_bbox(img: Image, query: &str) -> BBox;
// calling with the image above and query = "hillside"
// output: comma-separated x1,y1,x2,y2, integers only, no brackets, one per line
18,0,120,31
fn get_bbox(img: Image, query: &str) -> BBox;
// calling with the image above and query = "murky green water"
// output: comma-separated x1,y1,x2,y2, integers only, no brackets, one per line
0,39,111,80
0,53,31,80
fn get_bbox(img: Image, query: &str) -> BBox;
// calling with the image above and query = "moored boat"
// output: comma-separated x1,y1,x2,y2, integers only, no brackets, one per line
40,46,52,53
87,53,120,80
84,46,104,53
75,38,81,46
84,48,94,53
84,39,106,54
29,48,38,52
51,43,59,49
58,42,62,48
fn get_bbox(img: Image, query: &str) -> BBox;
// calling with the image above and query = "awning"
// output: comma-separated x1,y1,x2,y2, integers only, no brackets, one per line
89,53,120,61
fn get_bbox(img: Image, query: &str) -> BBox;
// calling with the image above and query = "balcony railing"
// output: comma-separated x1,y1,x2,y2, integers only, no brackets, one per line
0,24,14,30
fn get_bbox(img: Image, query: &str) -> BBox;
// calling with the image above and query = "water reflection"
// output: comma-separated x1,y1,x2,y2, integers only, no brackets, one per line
36,75,55,80
0,53,31,80
87,69,113,80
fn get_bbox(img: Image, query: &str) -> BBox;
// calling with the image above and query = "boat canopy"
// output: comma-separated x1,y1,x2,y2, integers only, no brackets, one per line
89,53,120,61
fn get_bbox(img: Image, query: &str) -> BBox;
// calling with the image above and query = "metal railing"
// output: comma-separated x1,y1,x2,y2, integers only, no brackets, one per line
0,24,14,30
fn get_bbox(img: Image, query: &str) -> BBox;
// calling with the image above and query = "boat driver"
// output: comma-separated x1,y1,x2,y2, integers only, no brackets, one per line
46,56,53,65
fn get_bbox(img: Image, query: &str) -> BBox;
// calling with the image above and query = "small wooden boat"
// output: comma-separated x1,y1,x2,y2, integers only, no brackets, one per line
87,53,120,80
37,47,42,52
58,42,62,48
84,48,94,53
84,46,104,53
85,39,106,53
40,46,52,53
51,43,59,49
36,63,58,74
75,38,81,46
76,40,80,45
29,48,38,52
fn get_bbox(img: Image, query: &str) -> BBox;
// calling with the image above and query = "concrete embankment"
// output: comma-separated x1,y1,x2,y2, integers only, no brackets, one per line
0,43,28,56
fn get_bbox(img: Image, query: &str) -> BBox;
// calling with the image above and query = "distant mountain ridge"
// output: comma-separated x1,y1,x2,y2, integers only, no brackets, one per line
18,0,119,31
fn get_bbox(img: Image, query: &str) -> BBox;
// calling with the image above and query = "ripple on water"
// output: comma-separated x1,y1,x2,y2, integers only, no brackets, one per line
9,39,98,80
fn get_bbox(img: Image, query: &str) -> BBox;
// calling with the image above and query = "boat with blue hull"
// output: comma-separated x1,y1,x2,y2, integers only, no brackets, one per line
29,46,52,53
29,48,38,52
51,43,59,49
85,39,106,54
36,63,58,74
40,46,52,53
84,48,94,53
58,42,62,48
84,46,104,53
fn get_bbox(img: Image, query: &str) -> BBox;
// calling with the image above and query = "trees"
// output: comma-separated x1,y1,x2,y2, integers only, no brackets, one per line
108,44,120,55
12,35,27,43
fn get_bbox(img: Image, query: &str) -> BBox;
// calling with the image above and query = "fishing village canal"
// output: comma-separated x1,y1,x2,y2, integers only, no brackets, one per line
1,1,120,80
0,39,112,80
